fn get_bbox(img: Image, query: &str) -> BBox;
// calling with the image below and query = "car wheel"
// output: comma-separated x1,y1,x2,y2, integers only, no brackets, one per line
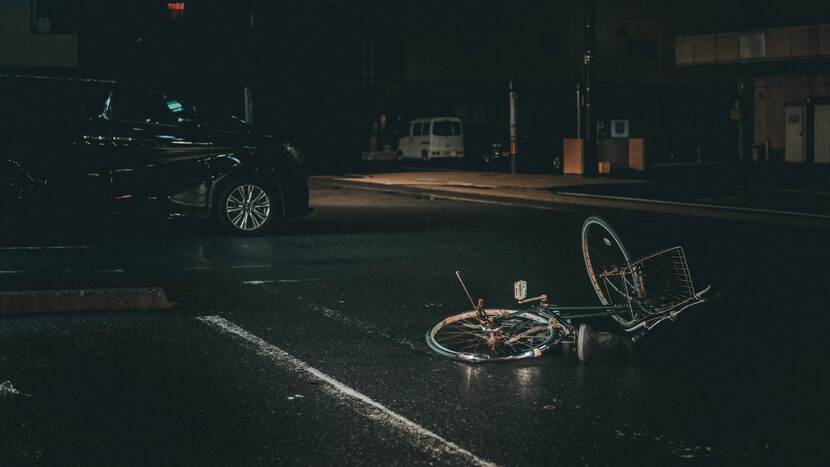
217,179,280,235
396,150,404,160
421,150,429,162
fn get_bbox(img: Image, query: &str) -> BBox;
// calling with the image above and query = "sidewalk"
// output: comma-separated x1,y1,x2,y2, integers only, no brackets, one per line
318,171,830,228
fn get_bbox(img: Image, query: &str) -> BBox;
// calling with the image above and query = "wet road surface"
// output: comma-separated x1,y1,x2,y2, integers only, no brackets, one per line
1,179,829,465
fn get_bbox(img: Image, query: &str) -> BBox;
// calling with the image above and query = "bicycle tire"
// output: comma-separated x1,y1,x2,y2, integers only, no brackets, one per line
426,309,558,362
581,216,635,326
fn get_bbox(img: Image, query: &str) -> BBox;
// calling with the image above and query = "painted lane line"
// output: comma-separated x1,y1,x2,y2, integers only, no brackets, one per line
196,315,499,467
241,279,321,285
556,191,830,220
312,304,421,353
0,271,24,275
0,380,31,398
0,245,91,250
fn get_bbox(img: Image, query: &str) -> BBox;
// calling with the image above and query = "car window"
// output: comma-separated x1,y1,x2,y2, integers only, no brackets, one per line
197,101,250,131
110,90,198,125
433,121,460,136
159,96,197,125
413,122,422,136
110,90,163,122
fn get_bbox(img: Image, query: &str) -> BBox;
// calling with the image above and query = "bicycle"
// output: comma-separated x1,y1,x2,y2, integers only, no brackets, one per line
425,216,712,363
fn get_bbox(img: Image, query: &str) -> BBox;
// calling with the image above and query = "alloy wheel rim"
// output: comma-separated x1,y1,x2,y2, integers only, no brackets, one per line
226,184,271,231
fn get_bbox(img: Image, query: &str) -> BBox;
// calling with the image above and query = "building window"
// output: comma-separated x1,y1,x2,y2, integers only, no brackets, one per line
626,38,658,60
31,0,78,34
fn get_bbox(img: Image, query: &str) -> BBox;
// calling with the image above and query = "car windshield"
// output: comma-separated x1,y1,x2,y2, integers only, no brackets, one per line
433,121,460,136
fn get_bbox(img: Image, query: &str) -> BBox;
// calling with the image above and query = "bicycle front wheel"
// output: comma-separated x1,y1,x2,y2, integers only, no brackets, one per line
426,309,558,362
581,216,635,326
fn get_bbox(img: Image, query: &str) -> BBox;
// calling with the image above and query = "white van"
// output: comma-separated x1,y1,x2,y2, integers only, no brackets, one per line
397,117,464,161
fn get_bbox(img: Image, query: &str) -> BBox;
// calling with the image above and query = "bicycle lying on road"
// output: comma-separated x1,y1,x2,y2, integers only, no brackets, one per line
426,216,712,363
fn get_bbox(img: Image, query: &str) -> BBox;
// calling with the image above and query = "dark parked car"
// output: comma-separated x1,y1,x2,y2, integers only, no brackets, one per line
1,78,310,234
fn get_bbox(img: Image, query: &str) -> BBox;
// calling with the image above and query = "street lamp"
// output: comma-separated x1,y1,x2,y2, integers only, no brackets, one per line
582,0,597,177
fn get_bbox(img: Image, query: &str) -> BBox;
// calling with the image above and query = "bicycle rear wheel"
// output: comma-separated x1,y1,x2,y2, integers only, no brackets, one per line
581,216,635,326
426,309,558,362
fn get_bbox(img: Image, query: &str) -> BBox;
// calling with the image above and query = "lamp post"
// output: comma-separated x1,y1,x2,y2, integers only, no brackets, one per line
509,80,518,174
244,0,257,125
582,0,597,177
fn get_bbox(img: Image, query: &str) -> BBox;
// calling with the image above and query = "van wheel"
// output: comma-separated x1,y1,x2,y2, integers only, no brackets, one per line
421,150,429,162
396,150,404,160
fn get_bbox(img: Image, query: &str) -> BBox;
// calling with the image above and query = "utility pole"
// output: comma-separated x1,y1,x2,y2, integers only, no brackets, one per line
737,77,744,162
582,0,597,177
576,84,582,139
509,80,518,174
244,0,257,125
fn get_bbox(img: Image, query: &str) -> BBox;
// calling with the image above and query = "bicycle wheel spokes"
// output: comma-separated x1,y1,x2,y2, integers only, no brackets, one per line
426,309,558,362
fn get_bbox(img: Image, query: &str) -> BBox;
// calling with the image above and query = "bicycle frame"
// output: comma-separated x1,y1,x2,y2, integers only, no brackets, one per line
425,217,712,363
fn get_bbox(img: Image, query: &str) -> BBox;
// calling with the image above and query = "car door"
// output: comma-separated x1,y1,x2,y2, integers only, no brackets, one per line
199,104,254,150
105,90,212,206
399,122,414,158
432,119,463,157
408,122,424,158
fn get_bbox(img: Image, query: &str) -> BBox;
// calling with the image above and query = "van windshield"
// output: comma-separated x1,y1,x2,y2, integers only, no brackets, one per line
433,121,461,136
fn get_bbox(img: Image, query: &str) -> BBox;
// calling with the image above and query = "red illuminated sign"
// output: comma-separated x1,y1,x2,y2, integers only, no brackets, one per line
166,2,185,20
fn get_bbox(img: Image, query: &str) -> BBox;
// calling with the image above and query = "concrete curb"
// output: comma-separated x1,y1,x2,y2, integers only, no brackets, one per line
555,191,830,220
316,177,830,229
0,287,173,315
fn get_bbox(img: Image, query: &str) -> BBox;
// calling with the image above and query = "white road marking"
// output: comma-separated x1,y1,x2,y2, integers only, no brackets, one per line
0,270,24,275
241,279,320,285
311,304,420,353
556,191,830,220
0,245,91,250
0,380,31,398
197,315,499,467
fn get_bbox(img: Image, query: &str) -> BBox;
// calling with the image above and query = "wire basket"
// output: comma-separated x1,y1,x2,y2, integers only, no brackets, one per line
621,247,697,317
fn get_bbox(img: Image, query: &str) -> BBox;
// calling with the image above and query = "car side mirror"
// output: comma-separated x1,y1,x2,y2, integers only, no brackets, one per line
514,280,527,301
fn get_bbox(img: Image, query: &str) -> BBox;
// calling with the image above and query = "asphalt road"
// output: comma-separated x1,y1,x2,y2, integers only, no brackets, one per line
1,179,829,466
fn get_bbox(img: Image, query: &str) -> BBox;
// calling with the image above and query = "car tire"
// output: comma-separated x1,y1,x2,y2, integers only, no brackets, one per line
216,178,281,235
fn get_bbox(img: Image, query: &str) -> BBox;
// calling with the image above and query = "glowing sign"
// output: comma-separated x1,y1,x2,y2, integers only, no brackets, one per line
166,2,185,20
